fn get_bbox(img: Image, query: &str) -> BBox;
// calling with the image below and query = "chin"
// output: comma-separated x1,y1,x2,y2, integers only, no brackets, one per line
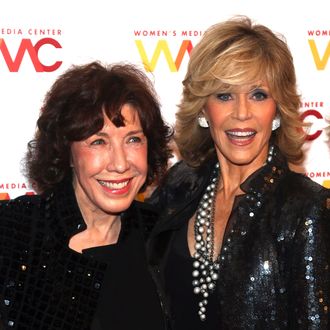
229,156,257,166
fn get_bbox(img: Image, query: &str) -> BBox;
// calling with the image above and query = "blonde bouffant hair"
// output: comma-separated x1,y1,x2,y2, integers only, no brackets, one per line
175,16,306,167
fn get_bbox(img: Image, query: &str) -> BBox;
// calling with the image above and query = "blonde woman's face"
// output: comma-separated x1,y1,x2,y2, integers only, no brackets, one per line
204,81,276,169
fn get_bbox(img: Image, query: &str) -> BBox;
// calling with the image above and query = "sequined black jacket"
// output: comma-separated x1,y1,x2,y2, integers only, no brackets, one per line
0,179,169,329
147,146,330,329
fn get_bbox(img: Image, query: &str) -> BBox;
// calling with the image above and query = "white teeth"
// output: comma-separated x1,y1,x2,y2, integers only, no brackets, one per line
99,180,129,189
227,131,255,137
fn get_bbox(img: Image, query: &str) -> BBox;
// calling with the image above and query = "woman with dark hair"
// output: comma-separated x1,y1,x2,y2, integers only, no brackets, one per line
0,61,172,329
147,16,330,329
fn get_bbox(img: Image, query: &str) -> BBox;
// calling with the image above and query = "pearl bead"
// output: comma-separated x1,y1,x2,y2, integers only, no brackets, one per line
193,260,200,268
211,273,218,280
192,270,199,277
208,283,215,290
194,287,201,294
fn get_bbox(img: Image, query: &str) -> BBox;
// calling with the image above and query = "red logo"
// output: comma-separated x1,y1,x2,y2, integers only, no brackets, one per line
301,109,324,141
0,38,62,72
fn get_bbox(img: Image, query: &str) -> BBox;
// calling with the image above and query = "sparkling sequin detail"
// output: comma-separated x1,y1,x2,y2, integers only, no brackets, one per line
148,144,330,328
0,184,106,329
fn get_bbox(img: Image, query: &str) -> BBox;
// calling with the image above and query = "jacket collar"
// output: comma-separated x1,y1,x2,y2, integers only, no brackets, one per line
42,178,158,244
151,144,288,235
41,177,86,244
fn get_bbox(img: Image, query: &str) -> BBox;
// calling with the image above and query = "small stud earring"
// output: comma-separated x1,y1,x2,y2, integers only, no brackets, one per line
198,116,209,128
272,115,281,131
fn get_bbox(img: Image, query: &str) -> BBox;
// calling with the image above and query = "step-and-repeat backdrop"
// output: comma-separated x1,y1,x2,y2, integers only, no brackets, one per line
1,0,329,199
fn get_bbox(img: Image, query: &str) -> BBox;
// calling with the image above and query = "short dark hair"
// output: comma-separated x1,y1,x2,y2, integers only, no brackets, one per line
24,61,172,193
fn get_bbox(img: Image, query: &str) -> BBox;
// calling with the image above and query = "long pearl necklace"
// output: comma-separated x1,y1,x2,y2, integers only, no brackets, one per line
191,145,276,321
192,162,220,321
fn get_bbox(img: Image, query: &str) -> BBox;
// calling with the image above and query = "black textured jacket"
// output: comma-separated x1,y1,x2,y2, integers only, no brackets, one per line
0,179,168,329
147,146,330,329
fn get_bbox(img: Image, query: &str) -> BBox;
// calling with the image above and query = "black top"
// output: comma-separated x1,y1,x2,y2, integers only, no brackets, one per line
0,179,167,329
85,214,164,330
147,145,330,329
165,221,220,330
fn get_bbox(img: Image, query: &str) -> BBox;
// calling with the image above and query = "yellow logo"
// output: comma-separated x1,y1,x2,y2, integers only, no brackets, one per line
308,39,330,70
135,39,193,72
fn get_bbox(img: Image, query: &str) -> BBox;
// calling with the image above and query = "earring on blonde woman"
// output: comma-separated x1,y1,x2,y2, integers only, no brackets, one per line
198,116,209,128
272,115,281,131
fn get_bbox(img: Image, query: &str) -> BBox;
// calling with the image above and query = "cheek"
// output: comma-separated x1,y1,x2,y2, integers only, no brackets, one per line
260,107,277,128
129,147,148,174
73,150,105,176
205,106,227,127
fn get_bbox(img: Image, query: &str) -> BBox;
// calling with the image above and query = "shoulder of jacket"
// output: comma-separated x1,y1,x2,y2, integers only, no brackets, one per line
278,171,330,211
162,160,211,186
281,171,328,194
147,160,214,210
0,194,42,212
164,160,195,177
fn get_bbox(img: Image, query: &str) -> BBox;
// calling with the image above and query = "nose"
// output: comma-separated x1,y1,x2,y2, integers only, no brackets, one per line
232,94,252,121
107,143,129,173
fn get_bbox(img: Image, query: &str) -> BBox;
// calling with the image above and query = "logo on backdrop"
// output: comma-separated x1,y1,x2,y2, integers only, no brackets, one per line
134,29,203,72
301,100,330,188
307,28,330,70
0,182,35,200
300,100,327,141
0,27,62,72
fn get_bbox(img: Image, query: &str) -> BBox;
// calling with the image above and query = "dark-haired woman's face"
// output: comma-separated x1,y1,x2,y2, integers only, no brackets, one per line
71,104,148,217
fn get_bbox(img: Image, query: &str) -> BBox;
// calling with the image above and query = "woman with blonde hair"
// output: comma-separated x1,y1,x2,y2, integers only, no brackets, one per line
147,16,330,329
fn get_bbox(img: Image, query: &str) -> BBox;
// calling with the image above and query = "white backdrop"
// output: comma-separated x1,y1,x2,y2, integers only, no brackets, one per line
1,0,329,200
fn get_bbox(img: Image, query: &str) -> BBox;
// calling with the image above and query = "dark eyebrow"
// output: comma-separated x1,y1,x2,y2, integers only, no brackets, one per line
94,132,108,137
94,129,144,138
126,129,144,136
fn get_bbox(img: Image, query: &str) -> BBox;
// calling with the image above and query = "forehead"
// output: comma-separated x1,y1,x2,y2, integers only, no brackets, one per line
220,80,270,93
119,104,140,124
103,103,141,127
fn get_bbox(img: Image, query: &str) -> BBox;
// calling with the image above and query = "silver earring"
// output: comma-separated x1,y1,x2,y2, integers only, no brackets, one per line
198,116,209,128
272,115,281,131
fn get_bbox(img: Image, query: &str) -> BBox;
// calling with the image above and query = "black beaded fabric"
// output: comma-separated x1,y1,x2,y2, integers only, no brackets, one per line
0,182,105,329
147,145,330,329
0,179,160,330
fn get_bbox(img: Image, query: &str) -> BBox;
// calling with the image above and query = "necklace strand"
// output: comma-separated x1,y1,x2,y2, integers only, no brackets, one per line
192,162,220,321
192,146,275,321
